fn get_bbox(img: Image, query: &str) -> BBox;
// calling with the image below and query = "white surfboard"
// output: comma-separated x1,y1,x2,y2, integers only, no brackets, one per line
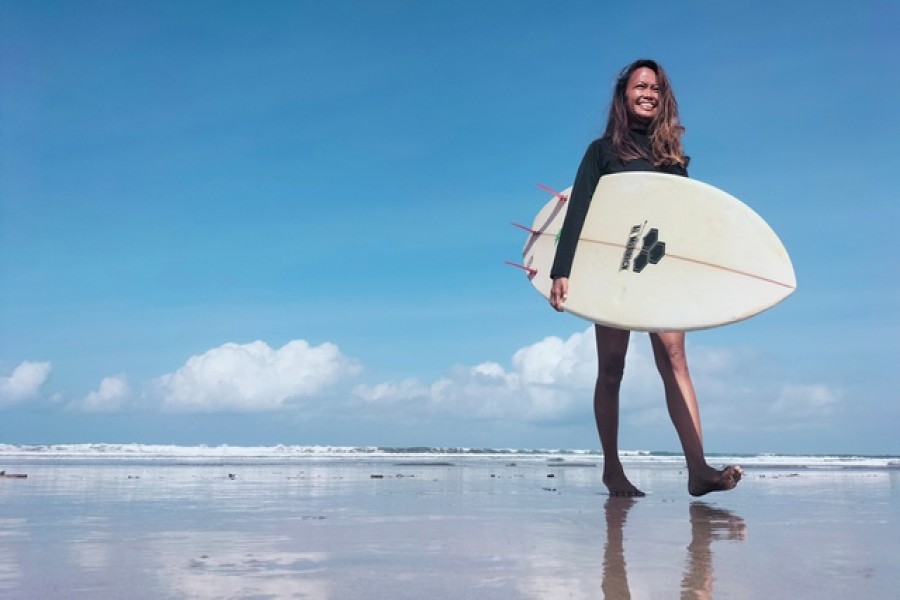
516,172,796,331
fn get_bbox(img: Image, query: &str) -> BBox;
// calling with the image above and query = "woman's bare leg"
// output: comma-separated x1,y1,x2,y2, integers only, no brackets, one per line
594,325,644,497
650,332,742,496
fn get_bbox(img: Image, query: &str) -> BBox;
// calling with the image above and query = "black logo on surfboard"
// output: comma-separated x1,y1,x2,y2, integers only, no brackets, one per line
620,223,665,273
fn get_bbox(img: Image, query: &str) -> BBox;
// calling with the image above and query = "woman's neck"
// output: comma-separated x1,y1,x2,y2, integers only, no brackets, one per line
629,120,651,134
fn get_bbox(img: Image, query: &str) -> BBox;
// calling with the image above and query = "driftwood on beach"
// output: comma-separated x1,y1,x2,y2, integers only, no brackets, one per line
0,470,28,479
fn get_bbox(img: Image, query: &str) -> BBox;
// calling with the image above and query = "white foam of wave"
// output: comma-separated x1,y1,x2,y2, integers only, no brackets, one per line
0,444,597,460
0,444,896,468
0,444,381,460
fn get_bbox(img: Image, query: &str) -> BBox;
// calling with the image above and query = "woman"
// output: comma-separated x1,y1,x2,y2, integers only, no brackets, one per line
549,59,742,497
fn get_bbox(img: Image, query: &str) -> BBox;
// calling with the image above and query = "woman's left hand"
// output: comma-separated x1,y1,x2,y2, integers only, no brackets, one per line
550,277,568,312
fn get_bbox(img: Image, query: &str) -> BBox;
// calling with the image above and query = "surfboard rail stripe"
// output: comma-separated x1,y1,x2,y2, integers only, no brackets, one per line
524,232,795,290
579,237,795,289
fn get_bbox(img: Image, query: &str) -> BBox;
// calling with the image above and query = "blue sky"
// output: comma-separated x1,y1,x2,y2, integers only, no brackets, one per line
2,1,898,454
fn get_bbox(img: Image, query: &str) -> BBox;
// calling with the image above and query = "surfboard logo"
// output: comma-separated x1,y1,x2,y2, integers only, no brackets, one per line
620,222,666,273
634,228,666,273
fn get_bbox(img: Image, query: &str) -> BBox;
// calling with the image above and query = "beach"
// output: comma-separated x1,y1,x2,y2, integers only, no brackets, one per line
1,446,898,599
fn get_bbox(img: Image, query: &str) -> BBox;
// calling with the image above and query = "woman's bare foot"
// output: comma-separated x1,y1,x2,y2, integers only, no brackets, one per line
688,465,742,497
603,471,646,497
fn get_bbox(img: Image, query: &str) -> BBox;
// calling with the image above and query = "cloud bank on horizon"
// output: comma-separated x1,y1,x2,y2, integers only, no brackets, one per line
3,330,841,442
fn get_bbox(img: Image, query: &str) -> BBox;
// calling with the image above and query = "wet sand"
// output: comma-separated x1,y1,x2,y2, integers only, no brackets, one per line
1,457,897,599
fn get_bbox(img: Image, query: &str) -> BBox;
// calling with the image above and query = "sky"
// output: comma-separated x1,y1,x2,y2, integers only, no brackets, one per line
1,1,898,454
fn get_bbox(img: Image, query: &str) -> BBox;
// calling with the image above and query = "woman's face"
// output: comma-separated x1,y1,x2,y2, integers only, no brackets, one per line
625,67,659,122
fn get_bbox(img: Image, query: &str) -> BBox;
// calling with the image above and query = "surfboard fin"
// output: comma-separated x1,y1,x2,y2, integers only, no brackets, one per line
537,183,568,202
510,222,538,234
504,261,538,277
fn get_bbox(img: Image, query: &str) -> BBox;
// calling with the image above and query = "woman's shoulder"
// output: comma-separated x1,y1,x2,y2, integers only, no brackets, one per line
590,135,613,149
575,136,615,177
585,135,616,161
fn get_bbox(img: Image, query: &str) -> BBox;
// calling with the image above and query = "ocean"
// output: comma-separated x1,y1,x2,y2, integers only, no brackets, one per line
2,443,898,469
2,444,898,599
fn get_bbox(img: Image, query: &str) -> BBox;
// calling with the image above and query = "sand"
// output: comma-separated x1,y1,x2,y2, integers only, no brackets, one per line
1,456,897,599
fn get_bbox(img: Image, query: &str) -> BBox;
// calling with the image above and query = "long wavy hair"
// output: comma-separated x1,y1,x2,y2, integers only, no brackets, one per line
603,59,686,167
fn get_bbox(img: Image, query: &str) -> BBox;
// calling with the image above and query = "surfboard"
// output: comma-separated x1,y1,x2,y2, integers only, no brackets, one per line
513,172,796,331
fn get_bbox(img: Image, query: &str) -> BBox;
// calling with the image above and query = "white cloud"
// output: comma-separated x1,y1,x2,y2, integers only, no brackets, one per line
73,375,131,413
769,383,840,421
674,347,843,433
12,330,840,448
151,340,361,413
511,330,597,387
0,361,52,407
352,327,843,438
351,327,711,427
354,378,429,404
354,328,600,422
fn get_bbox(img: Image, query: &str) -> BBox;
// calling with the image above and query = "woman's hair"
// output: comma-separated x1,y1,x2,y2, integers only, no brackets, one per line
604,59,686,167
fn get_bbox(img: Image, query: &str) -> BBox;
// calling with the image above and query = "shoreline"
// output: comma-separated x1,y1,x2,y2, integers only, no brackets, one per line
2,442,897,468
2,457,898,598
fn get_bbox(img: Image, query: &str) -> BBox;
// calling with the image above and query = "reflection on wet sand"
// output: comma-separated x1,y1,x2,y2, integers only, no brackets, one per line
681,502,747,599
601,498,746,599
601,497,635,599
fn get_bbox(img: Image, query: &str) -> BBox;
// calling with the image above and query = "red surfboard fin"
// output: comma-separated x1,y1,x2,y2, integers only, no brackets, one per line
511,222,538,234
504,261,538,277
537,183,568,202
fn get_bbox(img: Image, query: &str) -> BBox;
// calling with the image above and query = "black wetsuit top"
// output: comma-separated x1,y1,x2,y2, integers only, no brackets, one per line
550,130,689,279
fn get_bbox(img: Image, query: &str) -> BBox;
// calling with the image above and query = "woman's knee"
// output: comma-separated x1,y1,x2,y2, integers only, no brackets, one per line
595,325,629,382
654,339,689,373
598,352,627,382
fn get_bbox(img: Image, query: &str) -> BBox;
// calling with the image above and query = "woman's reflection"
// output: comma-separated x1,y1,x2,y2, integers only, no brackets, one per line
602,497,636,599
601,498,746,599
681,502,746,599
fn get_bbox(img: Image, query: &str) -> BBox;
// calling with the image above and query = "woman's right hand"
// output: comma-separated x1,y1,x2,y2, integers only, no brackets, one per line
550,277,568,312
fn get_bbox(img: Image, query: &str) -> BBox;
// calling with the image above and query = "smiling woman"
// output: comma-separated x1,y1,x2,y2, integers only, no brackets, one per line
601,59,686,171
626,67,659,121
546,59,742,498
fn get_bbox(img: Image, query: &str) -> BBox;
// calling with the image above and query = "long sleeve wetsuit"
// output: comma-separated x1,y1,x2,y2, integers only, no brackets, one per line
549,130,689,280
